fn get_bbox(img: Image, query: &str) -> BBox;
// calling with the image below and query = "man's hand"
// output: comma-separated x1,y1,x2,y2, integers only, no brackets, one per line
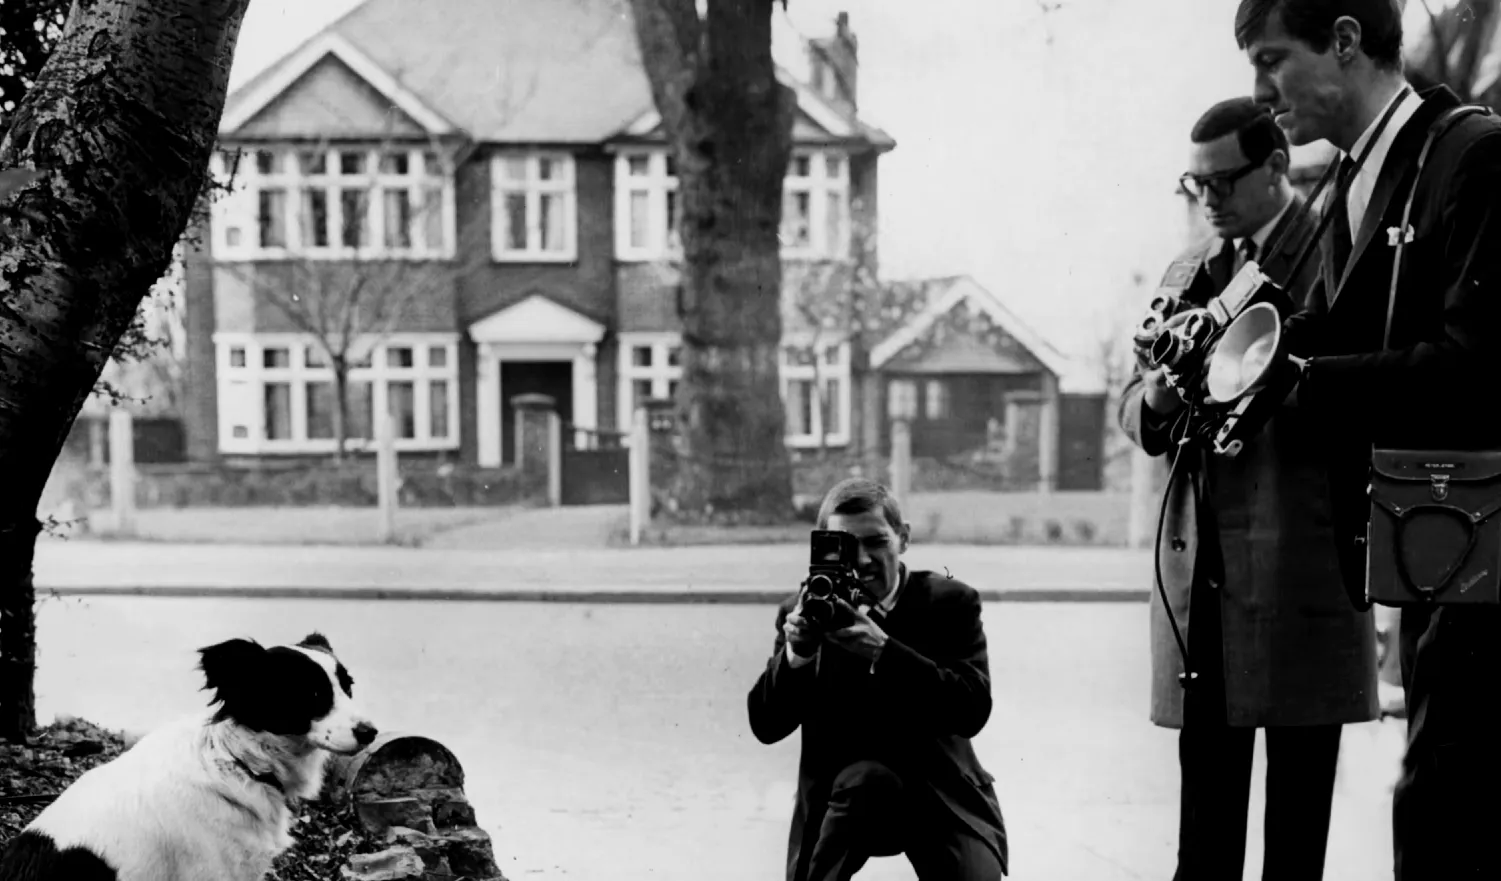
783,608,822,660
1142,367,1185,416
825,599,890,664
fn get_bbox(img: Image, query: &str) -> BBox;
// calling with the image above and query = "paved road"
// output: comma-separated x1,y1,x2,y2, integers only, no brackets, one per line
32,596,1403,881
34,539,1152,601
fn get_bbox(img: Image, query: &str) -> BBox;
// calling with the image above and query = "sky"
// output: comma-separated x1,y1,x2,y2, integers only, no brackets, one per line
223,0,1439,383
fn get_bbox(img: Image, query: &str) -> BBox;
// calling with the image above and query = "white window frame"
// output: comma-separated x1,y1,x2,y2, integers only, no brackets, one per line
210,144,457,262
490,151,578,262
212,331,460,455
612,147,849,261
617,332,682,434
780,334,853,448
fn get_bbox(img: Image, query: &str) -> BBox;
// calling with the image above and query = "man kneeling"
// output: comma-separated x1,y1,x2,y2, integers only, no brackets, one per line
747,478,1009,881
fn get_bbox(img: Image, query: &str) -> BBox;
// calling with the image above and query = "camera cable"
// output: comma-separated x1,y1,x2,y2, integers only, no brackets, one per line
1153,398,1200,689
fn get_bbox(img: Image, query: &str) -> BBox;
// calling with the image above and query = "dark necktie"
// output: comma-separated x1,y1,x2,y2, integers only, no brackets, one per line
1235,239,1258,275
1331,155,1356,278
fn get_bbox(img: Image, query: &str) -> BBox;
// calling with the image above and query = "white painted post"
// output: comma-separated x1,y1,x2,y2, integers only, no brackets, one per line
546,411,562,507
889,418,912,502
376,411,398,543
629,407,650,546
108,409,136,537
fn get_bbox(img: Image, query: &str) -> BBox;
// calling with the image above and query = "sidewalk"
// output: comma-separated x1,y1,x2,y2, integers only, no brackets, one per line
32,539,1154,603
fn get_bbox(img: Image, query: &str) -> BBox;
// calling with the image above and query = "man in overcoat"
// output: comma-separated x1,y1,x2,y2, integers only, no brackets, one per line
1236,1,1501,876
1119,95,1378,881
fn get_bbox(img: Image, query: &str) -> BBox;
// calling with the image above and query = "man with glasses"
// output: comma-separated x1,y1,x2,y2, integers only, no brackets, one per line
1119,96,1378,881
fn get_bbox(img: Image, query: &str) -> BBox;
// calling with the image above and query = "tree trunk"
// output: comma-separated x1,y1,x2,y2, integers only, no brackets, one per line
0,0,252,741
333,361,350,463
629,0,795,522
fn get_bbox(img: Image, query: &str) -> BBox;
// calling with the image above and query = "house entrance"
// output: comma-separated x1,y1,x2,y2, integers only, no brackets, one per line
501,361,573,466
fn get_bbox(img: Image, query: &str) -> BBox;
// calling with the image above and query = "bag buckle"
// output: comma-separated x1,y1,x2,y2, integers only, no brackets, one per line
1431,473,1451,502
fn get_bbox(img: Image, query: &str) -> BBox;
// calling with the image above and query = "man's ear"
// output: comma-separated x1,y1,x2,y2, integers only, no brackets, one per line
1266,148,1289,179
898,522,911,553
1331,16,1362,64
197,638,265,704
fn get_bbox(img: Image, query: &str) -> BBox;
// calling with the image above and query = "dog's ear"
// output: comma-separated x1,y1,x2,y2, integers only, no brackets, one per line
197,638,265,702
297,632,333,653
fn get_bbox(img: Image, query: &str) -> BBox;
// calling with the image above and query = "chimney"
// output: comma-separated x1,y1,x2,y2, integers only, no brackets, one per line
807,11,859,111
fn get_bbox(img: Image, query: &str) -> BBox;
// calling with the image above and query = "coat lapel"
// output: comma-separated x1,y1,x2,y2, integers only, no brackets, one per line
1330,87,1459,307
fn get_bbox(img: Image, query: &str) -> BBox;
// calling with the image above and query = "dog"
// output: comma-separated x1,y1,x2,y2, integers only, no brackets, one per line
0,632,377,881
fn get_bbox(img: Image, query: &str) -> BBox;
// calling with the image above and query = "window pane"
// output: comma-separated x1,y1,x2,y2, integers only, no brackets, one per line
782,345,814,367
306,382,336,439
423,151,442,176
665,153,677,178
263,383,292,440
389,381,416,439
298,151,326,175
825,191,844,255
538,157,556,181
666,346,680,367
386,346,414,368
825,153,843,179
667,379,678,400
504,193,528,251
255,150,281,175
383,189,412,249
632,345,653,368
300,189,329,248
627,155,649,176
501,157,527,182
823,378,842,435
629,191,649,249
429,379,450,439
229,347,246,368
422,187,444,251
790,155,811,177
262,347,290,369
347,381,373,439
666,190,680,249
258,189,287,247
427,345,448,368
785,380,812,436
305,345,326,368
887,379,917,420
339,151,366,175
632,379,652,411
781,191,811,248
539,192,565,251
925,380,949,419
340,189,369,248
379,152,409,175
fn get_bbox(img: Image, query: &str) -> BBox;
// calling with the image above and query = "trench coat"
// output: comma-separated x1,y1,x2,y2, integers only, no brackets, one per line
1119,197,1379,729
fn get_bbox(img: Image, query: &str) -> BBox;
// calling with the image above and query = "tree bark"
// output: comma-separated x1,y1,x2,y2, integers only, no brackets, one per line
0,0,252,740
628,0,795,522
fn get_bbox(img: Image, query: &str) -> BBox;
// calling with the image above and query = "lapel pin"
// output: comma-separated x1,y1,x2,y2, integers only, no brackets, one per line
1386,224,1414,247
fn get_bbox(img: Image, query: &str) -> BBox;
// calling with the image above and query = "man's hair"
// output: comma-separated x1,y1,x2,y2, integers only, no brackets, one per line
1235,0,1404,71
1190,97,1290,168
816,478,905,534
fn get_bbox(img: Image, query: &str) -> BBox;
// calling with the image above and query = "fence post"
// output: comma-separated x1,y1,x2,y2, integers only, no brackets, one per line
889,418,912,502
108,409,136,538
628,407,650,546
376,411,398,544
546,410,562,507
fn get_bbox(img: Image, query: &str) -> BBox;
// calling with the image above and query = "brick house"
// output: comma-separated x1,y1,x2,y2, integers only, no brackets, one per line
183,0,899,470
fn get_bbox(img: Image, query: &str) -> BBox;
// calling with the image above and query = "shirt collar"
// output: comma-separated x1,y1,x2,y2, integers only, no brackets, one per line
1345,85,1422,172
875,564,908,614
1235,196,1294,255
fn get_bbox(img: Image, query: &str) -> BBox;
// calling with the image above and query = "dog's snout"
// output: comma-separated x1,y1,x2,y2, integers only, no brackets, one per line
353,722,378,746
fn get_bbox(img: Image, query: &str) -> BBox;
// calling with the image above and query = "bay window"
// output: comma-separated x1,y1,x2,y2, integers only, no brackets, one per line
214,333,459,454
490,152,577,261
211,145,454,260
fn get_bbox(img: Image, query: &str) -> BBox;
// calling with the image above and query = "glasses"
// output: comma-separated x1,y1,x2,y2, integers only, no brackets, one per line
1179,160,1262,201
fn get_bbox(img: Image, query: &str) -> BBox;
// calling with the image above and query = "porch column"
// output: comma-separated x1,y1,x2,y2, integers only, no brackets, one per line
572,342,599,435
1037,372,1060,493
476,343,501,467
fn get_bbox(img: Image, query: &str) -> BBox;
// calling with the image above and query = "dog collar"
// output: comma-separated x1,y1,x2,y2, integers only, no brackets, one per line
232,756,285,796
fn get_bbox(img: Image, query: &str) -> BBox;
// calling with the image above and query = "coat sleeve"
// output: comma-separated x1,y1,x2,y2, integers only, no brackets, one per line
1118,366,1178,458
869,581,992,738
747,597,817,745
1300,131,1501,432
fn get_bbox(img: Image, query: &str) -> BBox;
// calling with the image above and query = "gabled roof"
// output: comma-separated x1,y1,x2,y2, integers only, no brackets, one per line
871,275,1074,382
221,0,892,149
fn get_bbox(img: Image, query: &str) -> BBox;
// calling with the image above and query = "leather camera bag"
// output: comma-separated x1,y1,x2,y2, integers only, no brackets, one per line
1366,103,1501,606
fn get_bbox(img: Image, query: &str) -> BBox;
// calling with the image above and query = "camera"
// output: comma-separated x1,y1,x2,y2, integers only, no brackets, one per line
1132,293,1194,370
800,529,871,631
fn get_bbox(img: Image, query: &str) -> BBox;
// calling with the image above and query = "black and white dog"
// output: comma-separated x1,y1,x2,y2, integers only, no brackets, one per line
0,632,377,881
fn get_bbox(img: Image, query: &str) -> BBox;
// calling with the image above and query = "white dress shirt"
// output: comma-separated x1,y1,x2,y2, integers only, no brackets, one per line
1233,197,1294,268
786,564,907,670
1342,86,1423,243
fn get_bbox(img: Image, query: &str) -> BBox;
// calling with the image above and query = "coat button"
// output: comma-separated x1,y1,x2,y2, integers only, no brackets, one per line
1171,537,1187,552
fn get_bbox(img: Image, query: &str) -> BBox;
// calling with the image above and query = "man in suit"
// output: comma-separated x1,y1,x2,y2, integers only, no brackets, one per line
747,478,1007,881
1119,96,1378,881
1235,1,1501,877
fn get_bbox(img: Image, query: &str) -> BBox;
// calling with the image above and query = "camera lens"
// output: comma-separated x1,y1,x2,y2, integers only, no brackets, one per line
1149,329,1181,368
806,574,834,598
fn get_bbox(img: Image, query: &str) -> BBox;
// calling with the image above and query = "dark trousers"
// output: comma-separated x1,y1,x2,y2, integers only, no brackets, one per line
1175,577,1343,881
1392,604,1501,880
803,761,1004,881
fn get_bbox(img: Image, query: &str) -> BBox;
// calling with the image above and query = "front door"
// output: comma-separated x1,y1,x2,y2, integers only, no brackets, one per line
501,361,573,465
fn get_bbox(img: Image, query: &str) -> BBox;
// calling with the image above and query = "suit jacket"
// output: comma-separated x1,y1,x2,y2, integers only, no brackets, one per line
746,570,1008,881
1119,195,1379,729
1291,85,1501,593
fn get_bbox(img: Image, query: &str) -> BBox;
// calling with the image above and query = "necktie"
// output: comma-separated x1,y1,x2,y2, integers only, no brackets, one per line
1235,239,1257,275
1331,155,1356,277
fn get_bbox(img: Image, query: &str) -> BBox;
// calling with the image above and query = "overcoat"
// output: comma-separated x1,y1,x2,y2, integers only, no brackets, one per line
1119,195,1379,729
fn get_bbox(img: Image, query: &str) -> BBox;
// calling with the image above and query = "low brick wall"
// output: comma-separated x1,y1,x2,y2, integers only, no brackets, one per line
329,733,507,881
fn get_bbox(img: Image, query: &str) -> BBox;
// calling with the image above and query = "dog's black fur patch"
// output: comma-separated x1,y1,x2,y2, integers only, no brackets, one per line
197,637,347,736
0,830,118,881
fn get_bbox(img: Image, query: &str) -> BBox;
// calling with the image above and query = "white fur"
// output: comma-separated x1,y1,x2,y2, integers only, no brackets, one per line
22,644,374,881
